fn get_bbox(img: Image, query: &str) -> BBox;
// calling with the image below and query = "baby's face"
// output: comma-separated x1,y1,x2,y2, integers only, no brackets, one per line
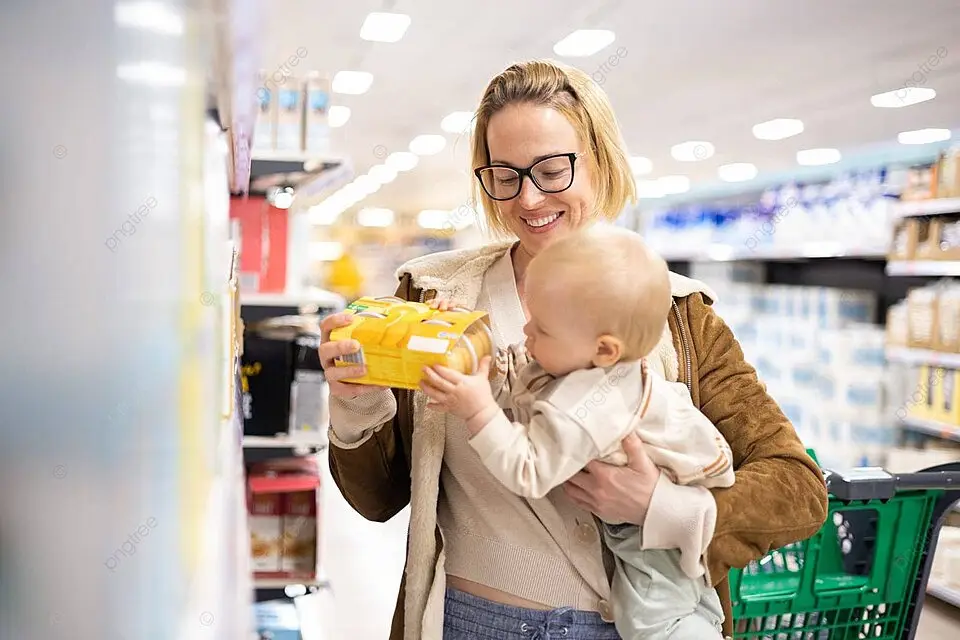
523,282,599,377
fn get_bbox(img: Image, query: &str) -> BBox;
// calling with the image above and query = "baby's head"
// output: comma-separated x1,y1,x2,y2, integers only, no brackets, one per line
523,225,671,376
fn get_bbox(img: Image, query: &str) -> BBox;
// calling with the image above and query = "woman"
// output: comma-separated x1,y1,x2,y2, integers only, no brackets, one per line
319,59,828,640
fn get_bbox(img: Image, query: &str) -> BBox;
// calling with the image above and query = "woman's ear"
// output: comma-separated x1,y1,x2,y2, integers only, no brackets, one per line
592,335,623,368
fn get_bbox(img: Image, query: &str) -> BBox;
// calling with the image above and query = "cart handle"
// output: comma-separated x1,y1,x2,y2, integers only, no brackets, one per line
826,468,960,502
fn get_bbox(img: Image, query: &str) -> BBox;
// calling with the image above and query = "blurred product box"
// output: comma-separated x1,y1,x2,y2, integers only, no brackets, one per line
249,492,282,573
901,164,939,202
937,146,960,199
281,491,318,577
241,317,326,439
907,286,939,349
906,365,941,421
247,458,321,581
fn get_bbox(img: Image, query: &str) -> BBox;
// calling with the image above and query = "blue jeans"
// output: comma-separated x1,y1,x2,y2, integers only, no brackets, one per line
443,588,622,639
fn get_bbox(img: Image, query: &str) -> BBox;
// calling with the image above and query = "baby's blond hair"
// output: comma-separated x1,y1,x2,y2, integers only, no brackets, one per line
528,226,672,361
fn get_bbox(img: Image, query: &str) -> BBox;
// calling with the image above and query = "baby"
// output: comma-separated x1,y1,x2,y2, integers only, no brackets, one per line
420,225,734,640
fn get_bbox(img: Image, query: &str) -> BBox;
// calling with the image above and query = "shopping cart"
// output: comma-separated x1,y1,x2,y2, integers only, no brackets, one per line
729,456,960,639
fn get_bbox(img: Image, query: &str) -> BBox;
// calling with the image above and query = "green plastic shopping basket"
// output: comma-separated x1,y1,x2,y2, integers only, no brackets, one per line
729,454,960,639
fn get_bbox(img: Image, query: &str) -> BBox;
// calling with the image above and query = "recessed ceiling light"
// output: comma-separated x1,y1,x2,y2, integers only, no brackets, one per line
658,175,690,195
898,128,952,145
357,207,395,228
368,164,398,184
671,141,714,162
116,61,186,87
359,12,411,43
114,2,184,35
327,105,351,128
629,156,653,175
417,209,450,230
871,87,936,108
308,204,341,226
752,118,804,140
718,163,758,182
332,71,373,95
409,134,447,156
553,30,616,57
636,180,663,199
796,148,841,166
353,175,380,195
441,111,475,134
386,151,419,172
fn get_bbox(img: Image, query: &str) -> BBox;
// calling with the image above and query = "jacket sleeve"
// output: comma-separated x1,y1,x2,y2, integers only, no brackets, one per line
686,293,829,584
326,276,416,523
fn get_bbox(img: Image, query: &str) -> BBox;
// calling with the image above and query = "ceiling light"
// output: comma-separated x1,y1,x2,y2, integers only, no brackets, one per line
797,148,841,166
116,61,186,87
718,163,758,182
352,175,380,195
114,2,184,35
658,175,690,195
386,151,419,172
332,71,373,95
368,164,398,184
309,203,341,225
359,12,411,43
417,209,450,230
752,118,804,141
871,87,936,108
636,180,664,199
357,207,395,228
670,141,714,162
309,241,344,261
898,128,952,145
327,105,351,128
553,30,616,57
338,184,366,204
409,134,447,156
441,111,475,134
629,156,653,175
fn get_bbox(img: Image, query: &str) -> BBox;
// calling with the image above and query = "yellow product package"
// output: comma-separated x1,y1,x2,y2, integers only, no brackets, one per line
329,296,494,390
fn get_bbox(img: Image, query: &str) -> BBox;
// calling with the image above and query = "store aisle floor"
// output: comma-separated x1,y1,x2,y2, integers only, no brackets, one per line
316,452,960,639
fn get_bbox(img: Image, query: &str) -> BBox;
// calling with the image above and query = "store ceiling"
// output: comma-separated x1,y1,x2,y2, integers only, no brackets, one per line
259,0,960,217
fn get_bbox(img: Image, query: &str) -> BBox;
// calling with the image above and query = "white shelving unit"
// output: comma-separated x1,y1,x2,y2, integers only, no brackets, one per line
928,582,960,608
896,197,960,218
887,261,960,277
886,347,960,369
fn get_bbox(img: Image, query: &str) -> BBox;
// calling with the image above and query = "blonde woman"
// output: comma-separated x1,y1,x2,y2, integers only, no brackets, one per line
319,60,828,640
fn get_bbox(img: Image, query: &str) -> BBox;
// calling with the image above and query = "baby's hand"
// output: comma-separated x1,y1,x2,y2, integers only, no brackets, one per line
420,357,499,430
429,299,454,312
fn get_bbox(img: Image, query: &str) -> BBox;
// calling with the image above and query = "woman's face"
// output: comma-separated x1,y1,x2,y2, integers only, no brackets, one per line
484,103,595,256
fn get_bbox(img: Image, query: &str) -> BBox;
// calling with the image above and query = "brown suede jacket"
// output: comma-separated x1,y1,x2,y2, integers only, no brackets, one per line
329,264,828,640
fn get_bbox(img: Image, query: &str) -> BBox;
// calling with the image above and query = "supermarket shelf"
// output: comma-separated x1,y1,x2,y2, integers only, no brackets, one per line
901,417,960,443
243,435,328,450
658,242,887,263
886,347,960,369
928,581,960,608
254,577,331,590
886,261,960,277
896,197,960,218
241,289,345,309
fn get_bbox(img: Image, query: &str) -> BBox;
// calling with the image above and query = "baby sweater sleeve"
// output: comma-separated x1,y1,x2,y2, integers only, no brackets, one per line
469,364,639,500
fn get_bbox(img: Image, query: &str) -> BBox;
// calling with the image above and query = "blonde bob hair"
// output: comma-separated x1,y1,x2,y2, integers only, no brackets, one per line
470,59,636,236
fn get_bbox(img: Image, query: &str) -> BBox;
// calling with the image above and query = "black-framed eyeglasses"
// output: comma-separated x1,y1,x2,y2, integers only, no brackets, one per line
474,152,581,201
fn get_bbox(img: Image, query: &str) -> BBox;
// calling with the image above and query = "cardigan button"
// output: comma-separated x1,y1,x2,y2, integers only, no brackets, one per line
597,599,614,622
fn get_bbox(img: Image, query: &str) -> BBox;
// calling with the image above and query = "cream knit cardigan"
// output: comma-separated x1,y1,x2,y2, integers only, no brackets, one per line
343,240,717,640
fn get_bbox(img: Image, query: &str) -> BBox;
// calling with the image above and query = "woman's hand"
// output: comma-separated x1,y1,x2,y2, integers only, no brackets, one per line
563,433,661,525
319,312,379,399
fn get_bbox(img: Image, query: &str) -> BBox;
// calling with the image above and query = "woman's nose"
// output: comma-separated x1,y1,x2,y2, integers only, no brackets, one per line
517,176,545,209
